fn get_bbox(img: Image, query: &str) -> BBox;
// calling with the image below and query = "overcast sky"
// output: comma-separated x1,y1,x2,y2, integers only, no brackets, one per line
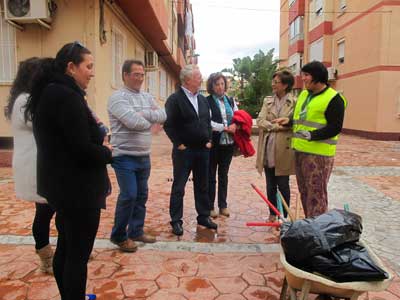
191,0,281,77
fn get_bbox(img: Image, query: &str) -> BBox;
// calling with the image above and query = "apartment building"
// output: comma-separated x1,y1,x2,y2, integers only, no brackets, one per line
279,0,400,140
0,0,197,140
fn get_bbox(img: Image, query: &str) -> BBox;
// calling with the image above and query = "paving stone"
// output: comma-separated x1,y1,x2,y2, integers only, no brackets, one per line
24,270,55,283
26,281,59,300
156,273,179,289
121,280,158,298
265,270,285,293
215,294,247,300
146,290,187,300
162,258,198,277
179,277,219,300
242,270,266,286
388,279,400,298
210,276,248,294
0,280,28,300
0,261,37,281
196,255,244,278
243,285,280,300
368,290,400,300
113,263,162,281
241,255,279,274
87,279,124,300
88,260,120,279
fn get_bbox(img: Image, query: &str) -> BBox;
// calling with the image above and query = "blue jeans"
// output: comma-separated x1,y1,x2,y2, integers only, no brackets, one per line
111,155,151,242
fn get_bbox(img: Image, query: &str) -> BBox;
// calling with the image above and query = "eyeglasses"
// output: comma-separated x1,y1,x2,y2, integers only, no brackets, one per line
129,72,145,78
67,41,85,57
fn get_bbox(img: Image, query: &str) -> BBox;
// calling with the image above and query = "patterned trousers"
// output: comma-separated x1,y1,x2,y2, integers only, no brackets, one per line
295,151,334,218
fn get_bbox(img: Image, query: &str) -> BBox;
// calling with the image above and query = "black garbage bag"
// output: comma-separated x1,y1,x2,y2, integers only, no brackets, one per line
301,242,389,282
280,209,363,263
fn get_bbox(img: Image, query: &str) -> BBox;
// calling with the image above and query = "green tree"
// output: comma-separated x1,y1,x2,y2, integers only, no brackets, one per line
223,49,278,118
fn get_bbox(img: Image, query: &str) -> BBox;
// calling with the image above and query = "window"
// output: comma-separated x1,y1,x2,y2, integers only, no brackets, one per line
289,63,297,75
146,71,157,98
168,5,177,55
339,0,347,11
167,74,172,97
338,40,345,64
135,44,145,62
159,68,167,100
315,0,323,16
0,9,17,83
288,53,302,75
309,38,323,62
289,17,304,43
111,27,125,88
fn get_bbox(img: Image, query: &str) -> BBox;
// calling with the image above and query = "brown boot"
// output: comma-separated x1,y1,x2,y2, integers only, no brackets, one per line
131,233,156,243
210,209,218,218
219,208,230,217
110,238,138,252
36,244,53,274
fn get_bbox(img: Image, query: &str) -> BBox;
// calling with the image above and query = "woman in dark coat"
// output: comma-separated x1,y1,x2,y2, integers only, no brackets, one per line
25,42,112,300
206,73,238,218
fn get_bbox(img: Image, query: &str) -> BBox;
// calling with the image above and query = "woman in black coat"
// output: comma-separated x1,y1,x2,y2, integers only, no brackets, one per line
25,42,112,300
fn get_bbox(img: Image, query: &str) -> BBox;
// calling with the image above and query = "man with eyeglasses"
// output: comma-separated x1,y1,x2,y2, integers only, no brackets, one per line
108,60,166,252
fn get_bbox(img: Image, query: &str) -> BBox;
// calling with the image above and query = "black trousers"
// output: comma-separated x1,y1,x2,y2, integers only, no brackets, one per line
53,208,101,300
32,203,55,250
208,144,234,210
169,147,210,224
264,167,290,217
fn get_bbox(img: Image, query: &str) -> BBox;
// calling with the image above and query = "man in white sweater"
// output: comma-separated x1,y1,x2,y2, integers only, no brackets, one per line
108,60,166,252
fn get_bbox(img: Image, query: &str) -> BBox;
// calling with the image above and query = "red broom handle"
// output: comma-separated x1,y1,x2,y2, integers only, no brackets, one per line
251,183,282,217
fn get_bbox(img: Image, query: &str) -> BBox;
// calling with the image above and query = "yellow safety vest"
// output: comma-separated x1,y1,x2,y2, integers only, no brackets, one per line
292,87,347,157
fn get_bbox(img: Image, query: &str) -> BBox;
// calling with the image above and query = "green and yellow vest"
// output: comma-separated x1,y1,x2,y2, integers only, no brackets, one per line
292,87,347,157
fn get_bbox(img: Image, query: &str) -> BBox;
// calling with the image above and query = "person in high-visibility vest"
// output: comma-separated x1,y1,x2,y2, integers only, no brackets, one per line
273,61,347,218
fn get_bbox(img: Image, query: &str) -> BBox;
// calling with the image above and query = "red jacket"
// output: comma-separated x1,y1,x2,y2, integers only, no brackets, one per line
232,110,255,157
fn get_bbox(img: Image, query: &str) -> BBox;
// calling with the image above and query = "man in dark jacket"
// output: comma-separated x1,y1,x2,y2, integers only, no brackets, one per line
164,64,217,236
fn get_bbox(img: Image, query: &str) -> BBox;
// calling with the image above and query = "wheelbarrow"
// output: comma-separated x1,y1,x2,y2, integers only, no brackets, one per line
279,240,393,300
247,184,393,299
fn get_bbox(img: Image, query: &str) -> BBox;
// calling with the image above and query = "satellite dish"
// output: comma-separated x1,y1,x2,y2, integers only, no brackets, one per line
7,0,30,17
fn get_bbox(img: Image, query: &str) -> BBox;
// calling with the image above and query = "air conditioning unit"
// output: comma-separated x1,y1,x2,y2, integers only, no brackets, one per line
145,51,158,69
327,67,337,81
4,0,52,23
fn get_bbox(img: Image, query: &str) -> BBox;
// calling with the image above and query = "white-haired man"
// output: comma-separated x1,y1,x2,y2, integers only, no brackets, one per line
164,65,217,236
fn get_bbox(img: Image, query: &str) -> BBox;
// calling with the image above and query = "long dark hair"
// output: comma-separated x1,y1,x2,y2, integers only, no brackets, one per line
24,42,91,122
4,57,41,120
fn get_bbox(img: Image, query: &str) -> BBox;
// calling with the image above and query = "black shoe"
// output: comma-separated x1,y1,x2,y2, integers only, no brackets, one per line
198,218,218,230
171,222,183,236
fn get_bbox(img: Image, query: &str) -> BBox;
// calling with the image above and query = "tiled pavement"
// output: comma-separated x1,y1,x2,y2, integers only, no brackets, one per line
0,132,399,299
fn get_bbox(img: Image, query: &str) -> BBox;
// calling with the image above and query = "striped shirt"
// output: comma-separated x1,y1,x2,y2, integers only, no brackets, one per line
108,86,166,157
